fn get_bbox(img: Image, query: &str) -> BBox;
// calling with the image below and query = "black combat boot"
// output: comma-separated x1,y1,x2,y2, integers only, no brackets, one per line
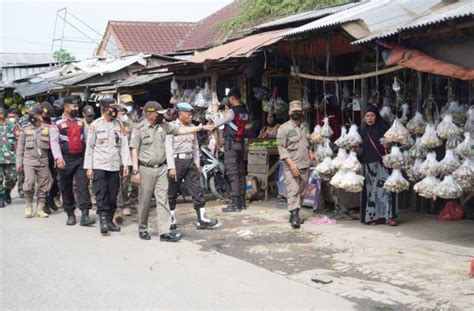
240,195,247,210
99,213,109,234
295,208,304,224
160,231,181,242
43,201,52,215
0,195,5,208
48,196,59,211
66,213,77,225
107,212,121,232
289,210,300,229
4,189,12,204
80,209,96,226
196,207,219,229
221,196,241,213
170,209,177,230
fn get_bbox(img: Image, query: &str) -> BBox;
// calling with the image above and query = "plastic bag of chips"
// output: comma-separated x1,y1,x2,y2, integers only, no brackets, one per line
314,157,336,181
382,146,405,169
454,132,471,158
332,148,348,169
445,100,467,125
346,124,362,148
321,117,334,138
330,169,346,188
340,151,362,173
465,106,474,133
434,175,463,199
408,137,428,158
406,112,426,135
420,151,441,177
407,158,424,182
384,169,410,193
316,139,333,159
335,126,348,148
400,103,410,124
414,175,440,200
452,158,474,189
380,105,394,124
420,123,442,149
339,170,365,193
382,118,411,145
439,149,461,174
436,114,463,140
310,125,324,144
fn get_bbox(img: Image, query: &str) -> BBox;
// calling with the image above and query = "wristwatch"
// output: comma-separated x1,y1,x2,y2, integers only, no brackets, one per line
132,170,139,175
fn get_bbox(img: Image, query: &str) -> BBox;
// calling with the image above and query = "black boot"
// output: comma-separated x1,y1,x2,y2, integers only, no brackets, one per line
170,209,177,230
107,212,121,232
196,208,219,229
289,210,300,229
295,208,304,224
240,195,247,210
0,195,5,208
222,196,241,213
4,189,11,204
66,213,77,225
99,213,109,234
80,209,96,226
48,196,59,211
43,201,52,215
19,190,25,199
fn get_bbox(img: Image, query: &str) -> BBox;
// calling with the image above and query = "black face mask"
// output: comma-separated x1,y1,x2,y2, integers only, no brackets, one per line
290,112,304,121
53,107,63,117
109,109,118,119
43,116,51,122
70,109,79,118
156,115,164,124
29,116,38,124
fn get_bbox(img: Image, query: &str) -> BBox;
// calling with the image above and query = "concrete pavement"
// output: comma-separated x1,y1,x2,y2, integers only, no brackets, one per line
0,197,355,310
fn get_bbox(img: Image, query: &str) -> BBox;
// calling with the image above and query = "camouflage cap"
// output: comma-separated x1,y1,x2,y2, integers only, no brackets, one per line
24,100,37,109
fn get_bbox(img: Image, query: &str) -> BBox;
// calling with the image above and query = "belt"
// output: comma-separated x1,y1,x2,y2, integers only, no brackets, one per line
174,153,193,160
139,160,165,168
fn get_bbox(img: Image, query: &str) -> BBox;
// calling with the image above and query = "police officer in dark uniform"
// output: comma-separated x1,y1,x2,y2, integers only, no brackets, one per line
212,88,249,212
50,96,95,226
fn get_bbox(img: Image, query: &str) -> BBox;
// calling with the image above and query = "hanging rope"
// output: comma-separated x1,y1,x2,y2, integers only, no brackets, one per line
292,65,404,82
352,77,356,123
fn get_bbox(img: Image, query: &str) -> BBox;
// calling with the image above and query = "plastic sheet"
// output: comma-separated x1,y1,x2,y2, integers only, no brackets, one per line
346,124,362,147
414,175,440,200
406,112,427,135
439,149,461,174
454,132,471,158
420,152,441,177
384,169,409,193
434,175,463,199
419,123,442,149
340,151,362,173
436,114,463,140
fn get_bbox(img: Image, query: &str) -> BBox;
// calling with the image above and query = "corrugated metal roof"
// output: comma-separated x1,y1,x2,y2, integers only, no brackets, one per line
0,53,54,67
15,81,60,97
92,72,172,92
188,28,291,63
253,1,362,30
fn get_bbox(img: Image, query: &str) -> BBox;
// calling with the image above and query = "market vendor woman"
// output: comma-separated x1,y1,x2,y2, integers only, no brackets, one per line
259,113,280,138
360,105,397,226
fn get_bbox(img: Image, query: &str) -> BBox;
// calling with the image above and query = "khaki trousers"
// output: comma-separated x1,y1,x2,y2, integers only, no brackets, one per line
284,167,308,212
137,165,171,235
23,163,51,203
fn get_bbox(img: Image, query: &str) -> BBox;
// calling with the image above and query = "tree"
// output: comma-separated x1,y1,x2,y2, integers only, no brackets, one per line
53,49,76,63
220,0,352,30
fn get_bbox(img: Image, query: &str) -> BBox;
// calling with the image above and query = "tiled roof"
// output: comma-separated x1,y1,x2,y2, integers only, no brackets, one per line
109,21,196,55
177,1,244,52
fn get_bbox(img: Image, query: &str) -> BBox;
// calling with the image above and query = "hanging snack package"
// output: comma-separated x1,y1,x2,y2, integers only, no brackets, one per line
330,169,346,189
340,151,362,173
419,151,441,177
407,158,424,182
434,175,463,199
382,146,405,169
414,175,440,200
382,118,411,145
310,125,324,144
436,114,463,140
316,139,333,159
406,112,427,135
384,169,410,193
439,149,461,174
380,105,394,124
321,117,334,138
420,123,442,149
332,148,348,169
402,150,414,170
340,170,365,193
346,124,362,147
453,158,474,189
446,135,462,150
408,137,428,158
454,132,471,158
446,100,467,125
335,126,348,148
314,157,336,181
400,103,410,124
465,106,474,133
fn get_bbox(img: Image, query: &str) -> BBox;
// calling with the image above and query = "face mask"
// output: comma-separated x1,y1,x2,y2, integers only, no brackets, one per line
120,115,129,123
290,112,304,121
70,109,79,118
29,116,38,124
109,109,118,119
43,116,51,122
125,105,133,114
156,115,164,124
8,117,15,123
54,107,63,117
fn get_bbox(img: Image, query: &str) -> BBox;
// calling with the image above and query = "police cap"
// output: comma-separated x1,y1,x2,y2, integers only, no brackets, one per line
99,97,115,108
83,105,95,117
143,101,166,114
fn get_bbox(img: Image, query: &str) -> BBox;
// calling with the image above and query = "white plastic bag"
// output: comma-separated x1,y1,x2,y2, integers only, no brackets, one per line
339,170,365,193
340,151,362,173
316,139,333,159
419,152,441,177
346,124,362,147
321,117,334,138
310,125,324,144
439,149,461,174
335,126,348,148
382,146,406,170
436,114,463,140
332,148,348,169
382,118,411,145
452,158,474,189
330,169,346,188
408,137,428,158
419,123,442,149
314,157,336,181
434,175,463,199
384,169,409,193
380,105,394,124
465,106,474,133
414,176,440,200
406,112,426,135
454,132,471,158
446,100,466,125
407,158,424,182
400,103,410,124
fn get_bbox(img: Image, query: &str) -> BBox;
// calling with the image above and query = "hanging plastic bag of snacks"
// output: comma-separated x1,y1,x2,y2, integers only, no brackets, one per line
454,132,471,158
382,118,411,145
346,124,362,148
310,125,324,145
332,148,348,169
434,175,463,199
446,100,467,125
384,169,410,193
452,158,474,189
321,117,334,138
382,146,405,170
340,151,362,173
465,106,474,133
400,103,410,124
407,158,424,182
419,151,441,177
339,171,365,193
414,175,440,200
330,169,346,189
314,157,336,181
419,123,442,149
402,150,414,170
380,105,394,124
439,149,461,174
446,135,463,150
406,112,427,135
316,139,334,159
335,126,348,148
436,114,463,140
408,137,428,158
302,82,311,110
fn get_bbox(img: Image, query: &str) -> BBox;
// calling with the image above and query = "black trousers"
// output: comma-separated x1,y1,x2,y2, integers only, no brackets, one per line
224,140,246,199
57,154,91,214
93,169,120,215
47,151,59,202
168,158,205,210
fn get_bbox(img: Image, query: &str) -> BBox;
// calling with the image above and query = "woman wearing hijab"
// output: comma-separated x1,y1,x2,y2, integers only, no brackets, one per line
360,105,397,226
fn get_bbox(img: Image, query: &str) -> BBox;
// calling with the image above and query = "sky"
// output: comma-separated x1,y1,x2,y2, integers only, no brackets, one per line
1,0,234,60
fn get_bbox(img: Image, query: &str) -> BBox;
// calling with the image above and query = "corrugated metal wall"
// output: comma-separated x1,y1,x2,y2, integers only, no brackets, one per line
1,66,52,83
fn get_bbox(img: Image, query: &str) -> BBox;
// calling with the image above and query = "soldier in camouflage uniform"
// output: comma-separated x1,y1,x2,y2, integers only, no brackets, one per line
0,108,17,207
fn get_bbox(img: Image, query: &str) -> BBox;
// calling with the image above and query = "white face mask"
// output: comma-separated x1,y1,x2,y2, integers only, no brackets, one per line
8,117,15,123
125,105,133,114
120,115,129,123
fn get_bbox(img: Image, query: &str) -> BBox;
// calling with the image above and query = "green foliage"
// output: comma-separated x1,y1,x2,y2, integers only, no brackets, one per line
220,0,352,30
53,49,76,63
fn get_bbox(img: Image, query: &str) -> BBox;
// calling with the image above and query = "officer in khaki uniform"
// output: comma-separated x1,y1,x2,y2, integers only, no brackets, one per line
84,98,132,235
277,101,315,229
166,102,219,230
130,101,214,241
16,106,52,218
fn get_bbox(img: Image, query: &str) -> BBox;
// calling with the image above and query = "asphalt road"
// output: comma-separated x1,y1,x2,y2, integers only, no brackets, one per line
0,197,354,310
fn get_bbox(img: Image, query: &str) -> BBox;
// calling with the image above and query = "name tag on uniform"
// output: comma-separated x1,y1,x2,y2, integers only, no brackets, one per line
287,128,297,137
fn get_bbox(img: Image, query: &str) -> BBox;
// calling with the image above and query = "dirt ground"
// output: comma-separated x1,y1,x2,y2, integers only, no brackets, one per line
124,197,474,310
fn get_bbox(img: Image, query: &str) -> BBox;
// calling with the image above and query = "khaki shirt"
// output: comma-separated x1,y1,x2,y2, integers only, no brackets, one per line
16,124,50,166
165,119,200,169
83,117,132,171
277,120,310,169
130,119,179,166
